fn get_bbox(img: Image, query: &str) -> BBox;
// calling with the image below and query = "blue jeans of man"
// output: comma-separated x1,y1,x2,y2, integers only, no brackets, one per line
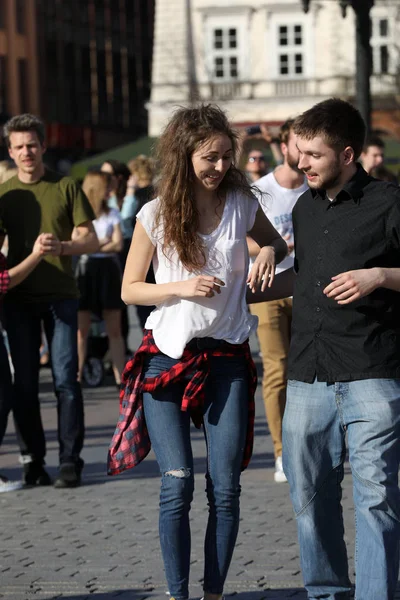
282,378,400,600
3,299,84,467
142,352,249,600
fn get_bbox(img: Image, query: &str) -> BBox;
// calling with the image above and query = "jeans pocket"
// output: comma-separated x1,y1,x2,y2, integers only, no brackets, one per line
287,379,308,388
143,353,180,379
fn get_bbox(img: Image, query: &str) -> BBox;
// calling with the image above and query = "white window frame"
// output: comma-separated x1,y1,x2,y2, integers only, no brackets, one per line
371,13,394,75
268,13,313,80
205,15,248,83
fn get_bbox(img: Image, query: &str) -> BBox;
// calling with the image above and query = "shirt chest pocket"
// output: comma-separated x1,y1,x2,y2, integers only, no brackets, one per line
338,224,388,267
206,239,246,280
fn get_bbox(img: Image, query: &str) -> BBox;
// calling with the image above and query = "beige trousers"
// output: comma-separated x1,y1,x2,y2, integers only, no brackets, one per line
250,298,292,458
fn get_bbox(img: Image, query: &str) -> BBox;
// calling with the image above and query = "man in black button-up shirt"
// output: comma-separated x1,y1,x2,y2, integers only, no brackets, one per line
263,99,400,600
289,161,400,383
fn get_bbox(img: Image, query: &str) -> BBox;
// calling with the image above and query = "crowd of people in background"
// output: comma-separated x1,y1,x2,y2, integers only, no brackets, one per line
0,100,400,600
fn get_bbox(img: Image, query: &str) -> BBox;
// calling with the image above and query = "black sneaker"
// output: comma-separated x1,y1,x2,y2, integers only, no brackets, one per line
53,463,82,489
23,462,52,486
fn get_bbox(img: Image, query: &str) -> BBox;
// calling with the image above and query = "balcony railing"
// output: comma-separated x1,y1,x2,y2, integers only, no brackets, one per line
201,73,399,101
274,79,309,96
208,81,249,101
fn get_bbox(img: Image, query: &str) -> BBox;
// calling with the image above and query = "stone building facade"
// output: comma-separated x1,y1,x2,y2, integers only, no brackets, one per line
148,0,400,136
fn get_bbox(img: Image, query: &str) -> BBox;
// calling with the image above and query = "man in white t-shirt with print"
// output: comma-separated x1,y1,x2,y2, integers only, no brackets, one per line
248,118,308,483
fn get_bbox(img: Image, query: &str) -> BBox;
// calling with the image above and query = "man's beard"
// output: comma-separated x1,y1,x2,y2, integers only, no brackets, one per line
286,150,302,173
317,158,342,191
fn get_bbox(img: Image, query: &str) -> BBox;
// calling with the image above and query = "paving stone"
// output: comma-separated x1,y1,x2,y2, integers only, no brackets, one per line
0,320,398,599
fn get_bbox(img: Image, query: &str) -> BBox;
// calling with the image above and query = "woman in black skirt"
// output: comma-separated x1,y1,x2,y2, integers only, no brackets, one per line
76,172,125,386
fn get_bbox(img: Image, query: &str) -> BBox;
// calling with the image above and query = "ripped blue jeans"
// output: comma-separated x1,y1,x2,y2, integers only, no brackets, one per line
142,352,249,600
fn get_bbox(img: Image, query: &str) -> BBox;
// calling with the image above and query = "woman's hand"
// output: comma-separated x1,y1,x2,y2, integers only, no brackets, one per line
247,246,276,293
175,275,225,299
32,233,54,257
127,173,139,190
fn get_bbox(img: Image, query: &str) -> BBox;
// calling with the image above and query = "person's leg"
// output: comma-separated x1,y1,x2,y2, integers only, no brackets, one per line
39,322,50,367
103,309,125,385
250,299,291,462
118,242,131,353
77,310,91,382
344,379,400,600
202,354,249,597
3,300,47,476
142,353,193,600
0,332,24,492
282,380,352,599
0,330,12,446
43,299,84,483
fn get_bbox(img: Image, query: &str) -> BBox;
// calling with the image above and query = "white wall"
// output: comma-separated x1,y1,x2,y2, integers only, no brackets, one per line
148,0,400,136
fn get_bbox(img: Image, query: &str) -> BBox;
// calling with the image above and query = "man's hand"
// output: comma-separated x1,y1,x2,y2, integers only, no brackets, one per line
323,268,384,304
260,124,274,144
41,233,63,256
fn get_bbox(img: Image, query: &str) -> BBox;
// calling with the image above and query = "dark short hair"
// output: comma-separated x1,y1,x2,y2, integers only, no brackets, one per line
3,113,46,147
293,98,366,160
279,118,296,145
102,159,130,181
363,135,385,152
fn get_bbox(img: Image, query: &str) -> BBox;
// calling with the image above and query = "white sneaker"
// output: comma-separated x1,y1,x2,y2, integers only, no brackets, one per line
274,456,287,483
0,475,24,493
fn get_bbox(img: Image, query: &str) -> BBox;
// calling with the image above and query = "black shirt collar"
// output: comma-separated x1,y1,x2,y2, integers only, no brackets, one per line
312,163,371,205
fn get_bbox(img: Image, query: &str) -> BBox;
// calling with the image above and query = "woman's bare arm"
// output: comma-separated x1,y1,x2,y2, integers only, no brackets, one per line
121,221,223,305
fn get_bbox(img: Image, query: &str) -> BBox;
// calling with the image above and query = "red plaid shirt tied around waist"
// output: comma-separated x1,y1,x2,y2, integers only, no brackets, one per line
107,329,258,476
0,253,11,298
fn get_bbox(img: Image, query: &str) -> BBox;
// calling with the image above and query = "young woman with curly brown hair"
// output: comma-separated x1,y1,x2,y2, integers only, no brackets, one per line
108,104,287,600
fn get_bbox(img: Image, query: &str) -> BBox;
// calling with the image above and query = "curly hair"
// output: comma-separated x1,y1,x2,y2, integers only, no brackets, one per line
154,104,255,272
128,155,155,187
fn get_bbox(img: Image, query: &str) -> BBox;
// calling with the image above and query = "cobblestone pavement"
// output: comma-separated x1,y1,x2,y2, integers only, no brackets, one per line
0,311,398,599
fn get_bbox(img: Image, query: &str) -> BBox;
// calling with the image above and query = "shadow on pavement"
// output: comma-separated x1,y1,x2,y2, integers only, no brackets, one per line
39,589,309,600
0,449,276,487
43,591,157,600
233,592,307,599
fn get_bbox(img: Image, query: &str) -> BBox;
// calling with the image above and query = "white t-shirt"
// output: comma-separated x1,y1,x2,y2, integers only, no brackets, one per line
137,192,259,358
91,208,121,258
254,171,308,274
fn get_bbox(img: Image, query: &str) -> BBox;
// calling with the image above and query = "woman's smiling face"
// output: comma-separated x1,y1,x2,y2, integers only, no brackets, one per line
191,134,233,193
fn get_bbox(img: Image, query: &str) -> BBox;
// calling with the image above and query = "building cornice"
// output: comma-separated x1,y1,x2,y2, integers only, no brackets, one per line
196,5,255,16
259,2,307,11
260,2,322,14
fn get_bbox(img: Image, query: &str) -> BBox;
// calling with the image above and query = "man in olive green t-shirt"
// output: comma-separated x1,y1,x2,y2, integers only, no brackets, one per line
0,114,99,489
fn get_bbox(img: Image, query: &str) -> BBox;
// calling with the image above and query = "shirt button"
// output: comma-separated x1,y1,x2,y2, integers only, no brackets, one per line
316,281,321,286
324,229,328,234
315,332,320,338
316,307,321,312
